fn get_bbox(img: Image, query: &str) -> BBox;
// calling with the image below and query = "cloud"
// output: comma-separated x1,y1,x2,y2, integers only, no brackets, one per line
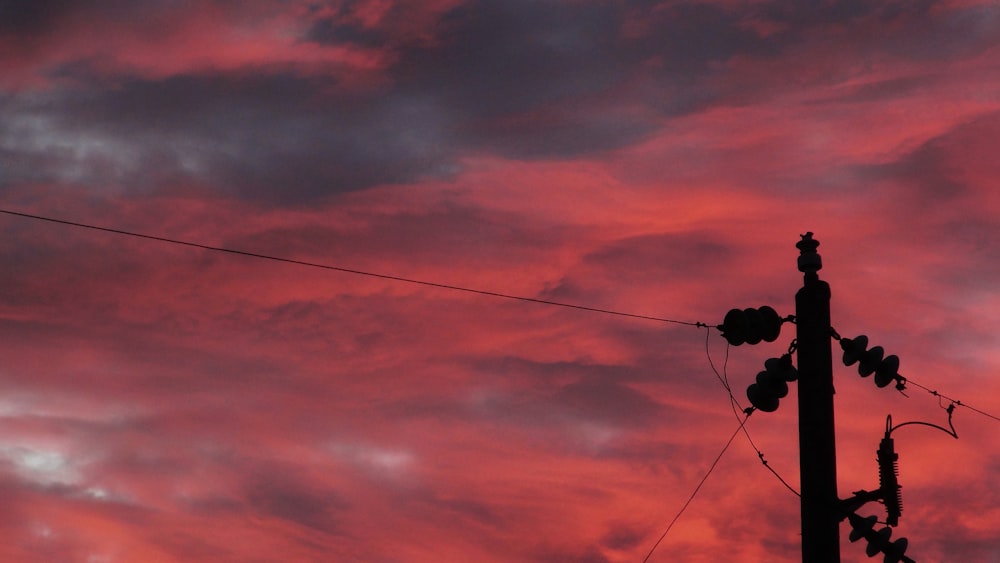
6,0,992,206
244,472,347,534
1,1,999,562
1,71,458,202
0,444,80,487
869,111,1000,198
477,358,669,430
0,0,887,203
0,0,77,38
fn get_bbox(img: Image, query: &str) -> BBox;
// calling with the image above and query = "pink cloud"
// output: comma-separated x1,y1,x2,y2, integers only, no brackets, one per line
1,1,999,561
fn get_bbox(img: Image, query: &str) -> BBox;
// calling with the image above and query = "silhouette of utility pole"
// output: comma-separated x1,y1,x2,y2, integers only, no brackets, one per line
721,234,918,562
795,233,840,562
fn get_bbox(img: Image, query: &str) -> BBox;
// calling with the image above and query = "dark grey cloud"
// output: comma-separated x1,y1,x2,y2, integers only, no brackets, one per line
600,521,648,551
555,372,665,427
304,1,393,49
394,1,626,117
1,1,767,202
1,70,458,201
469,357,674,431
0,0,77,36
387,0,775,156
382,353,685,446
882,2,1000,60
399,492,504,529
754,0,1000,65
3,0,994,205
758,0,936,28
245,468,348,534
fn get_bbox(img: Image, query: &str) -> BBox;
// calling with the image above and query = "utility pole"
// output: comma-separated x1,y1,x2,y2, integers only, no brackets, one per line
795,233,840,562
720,234,918,562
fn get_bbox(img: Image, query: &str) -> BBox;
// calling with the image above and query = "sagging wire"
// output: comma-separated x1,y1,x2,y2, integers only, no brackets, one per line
889,406,959,440
704,326,734,396
641,334,757,562
704,329,800,497
902,378,1000,425
641,412,748,563
0,208,711,327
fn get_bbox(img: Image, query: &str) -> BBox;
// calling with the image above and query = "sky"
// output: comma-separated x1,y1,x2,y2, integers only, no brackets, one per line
1,0,999,561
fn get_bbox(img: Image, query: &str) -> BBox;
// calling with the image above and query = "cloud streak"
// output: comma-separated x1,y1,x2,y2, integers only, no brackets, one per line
1,0,999,561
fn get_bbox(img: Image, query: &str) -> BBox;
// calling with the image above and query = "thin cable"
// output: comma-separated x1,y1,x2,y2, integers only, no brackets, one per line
703,331,800,497
704,328,733,394
888,402,959,440
642,415,747,563
756,451,800,497
0,208,707,326
902,377,1000,424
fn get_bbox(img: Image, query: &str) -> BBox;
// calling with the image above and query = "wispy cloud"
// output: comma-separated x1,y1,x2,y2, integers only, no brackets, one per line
1,1,999,561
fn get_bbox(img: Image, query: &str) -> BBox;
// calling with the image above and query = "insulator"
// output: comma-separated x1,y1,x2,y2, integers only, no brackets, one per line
796,233,822,273
884,537,910,563
848,513,877,542
756,369,789,398
719,306,783,346
764,354,798,382
756,306,782,343
867,527,892,557
746,354,796,413
859,345,885,377
874,355,900,388
746,382,779,412
878,435,902,526
841,336,906,391
848,512,909,562
743,307,764,345
841,335,869,366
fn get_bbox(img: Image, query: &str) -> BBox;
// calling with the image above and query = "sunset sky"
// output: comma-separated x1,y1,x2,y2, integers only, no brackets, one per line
2,1,1000,561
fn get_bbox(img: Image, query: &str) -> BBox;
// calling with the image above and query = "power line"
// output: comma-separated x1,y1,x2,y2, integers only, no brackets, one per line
642,414,747,563
902,377,1000,425
640,315,798,562
703,330,800,497
0,208,708,327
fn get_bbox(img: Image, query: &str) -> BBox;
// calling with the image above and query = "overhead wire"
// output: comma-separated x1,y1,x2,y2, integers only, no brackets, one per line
704,329,800,497
900,377,1000,425
641,413,748,563
0,208,708,327
639,320,800,561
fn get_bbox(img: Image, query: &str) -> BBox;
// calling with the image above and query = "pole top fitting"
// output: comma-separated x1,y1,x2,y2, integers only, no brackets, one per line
796,232,822,276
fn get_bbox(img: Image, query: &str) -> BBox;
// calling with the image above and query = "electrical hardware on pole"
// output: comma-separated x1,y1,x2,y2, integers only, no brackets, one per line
714,234,970,561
